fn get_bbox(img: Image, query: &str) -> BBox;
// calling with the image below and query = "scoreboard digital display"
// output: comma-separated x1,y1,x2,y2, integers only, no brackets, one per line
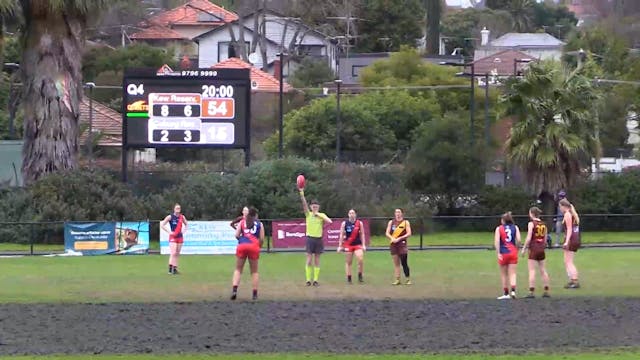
122,67,250,149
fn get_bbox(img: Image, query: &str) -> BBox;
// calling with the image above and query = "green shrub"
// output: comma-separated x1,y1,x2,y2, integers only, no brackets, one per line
29,168,146,221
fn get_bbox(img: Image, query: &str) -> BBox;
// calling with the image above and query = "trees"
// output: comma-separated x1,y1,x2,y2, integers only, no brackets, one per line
440,7,511,56
502,61,600,209
507,0,534,33
265,90,439,162
19,1,116,183
404,112,486,214
531,2,577,40
289,57,335,88
355,0,425,52
359,47,470,114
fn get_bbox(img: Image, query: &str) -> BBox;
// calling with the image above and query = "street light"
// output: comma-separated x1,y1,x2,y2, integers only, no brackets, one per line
440,61,475,145
335,79,343,162
277,52,286,159
483,73,490,146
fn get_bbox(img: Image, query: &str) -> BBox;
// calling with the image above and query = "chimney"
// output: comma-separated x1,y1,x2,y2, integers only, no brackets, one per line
481,27,490,46
273,59,282,80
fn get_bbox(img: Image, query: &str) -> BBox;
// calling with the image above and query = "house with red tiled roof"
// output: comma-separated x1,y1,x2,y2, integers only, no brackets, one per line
473,50,536,76
131,0,238,62
212,57,292,93
79,98,122,147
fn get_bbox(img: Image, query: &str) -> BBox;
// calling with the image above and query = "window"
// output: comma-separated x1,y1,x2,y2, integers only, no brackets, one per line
217,41,250,62
352,65,366,77
296,45,323,57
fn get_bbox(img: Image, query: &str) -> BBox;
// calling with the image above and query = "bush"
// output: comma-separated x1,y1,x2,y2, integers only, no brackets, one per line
0,188,36,244
235,157,342,219
29,168,146,221
145,172,245,221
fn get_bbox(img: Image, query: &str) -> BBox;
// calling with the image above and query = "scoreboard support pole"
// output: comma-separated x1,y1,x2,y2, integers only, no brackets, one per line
121,146,128,183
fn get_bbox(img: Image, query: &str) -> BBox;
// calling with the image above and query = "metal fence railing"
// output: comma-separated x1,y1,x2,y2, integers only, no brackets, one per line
2,214,640,255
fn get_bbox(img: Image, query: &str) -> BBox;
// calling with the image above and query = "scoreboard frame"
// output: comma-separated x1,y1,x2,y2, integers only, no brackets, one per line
121,67,251,181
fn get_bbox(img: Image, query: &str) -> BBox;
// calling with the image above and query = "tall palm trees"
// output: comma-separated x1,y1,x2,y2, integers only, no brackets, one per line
508,0,534,33
19,0,114,183
502,61,600,203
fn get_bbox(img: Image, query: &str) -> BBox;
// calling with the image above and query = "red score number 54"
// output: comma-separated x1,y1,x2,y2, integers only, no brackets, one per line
202,98,234,119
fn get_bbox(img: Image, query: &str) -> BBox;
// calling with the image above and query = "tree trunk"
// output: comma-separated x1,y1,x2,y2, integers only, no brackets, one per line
425,0,442,55
259,13,268,71
0,16,5,73
21,4,84,183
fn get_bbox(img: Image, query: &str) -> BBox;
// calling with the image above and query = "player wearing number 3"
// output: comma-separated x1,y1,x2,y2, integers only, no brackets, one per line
521,207,551,298
494,212,520,299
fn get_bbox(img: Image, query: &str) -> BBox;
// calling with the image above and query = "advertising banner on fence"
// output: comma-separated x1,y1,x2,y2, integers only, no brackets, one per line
64,221,150,255
272,219,371,248
64,222,116,255
115,222,150,255
160,221,237,255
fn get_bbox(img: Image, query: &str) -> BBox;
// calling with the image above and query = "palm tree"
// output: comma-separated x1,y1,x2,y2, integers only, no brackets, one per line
19,0,114,183
502,61,601,208
508,0,533,33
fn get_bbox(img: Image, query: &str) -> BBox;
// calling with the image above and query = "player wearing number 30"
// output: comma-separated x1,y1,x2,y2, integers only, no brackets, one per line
520,207,551,298
337,209,366,284
494,212,521,299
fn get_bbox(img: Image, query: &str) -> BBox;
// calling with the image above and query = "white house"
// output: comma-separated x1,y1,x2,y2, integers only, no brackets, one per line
474,28,565,62
195,10,338,76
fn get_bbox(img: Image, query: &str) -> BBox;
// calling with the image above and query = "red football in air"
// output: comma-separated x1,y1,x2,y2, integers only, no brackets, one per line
297,174,306,190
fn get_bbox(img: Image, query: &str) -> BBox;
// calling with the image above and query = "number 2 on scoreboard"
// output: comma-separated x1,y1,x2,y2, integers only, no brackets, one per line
160,130,169,142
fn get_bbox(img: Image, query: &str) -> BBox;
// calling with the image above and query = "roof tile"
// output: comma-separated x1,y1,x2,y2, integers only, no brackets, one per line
145,0,237,27
212,57,292,93
130,25,188,40
79,98,122,147
473,49,538,76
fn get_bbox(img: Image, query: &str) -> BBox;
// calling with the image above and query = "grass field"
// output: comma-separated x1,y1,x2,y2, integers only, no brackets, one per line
1,249,638,303
1,231,639,253
2,352,640,360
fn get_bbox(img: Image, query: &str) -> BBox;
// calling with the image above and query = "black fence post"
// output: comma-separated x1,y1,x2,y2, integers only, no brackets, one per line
419,217,424,250
30,223,35,255
266,219,271,253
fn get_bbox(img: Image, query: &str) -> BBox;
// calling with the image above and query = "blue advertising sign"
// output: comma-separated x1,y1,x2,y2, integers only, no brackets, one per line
64,222,116,255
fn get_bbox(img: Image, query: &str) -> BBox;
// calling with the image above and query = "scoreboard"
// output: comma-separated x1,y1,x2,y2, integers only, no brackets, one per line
122,67,250,149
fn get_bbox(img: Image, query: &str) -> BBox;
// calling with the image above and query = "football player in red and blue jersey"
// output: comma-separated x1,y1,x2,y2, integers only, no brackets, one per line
231,207,264,301
337,209,366,284
494,212,521,299
160,204,188,275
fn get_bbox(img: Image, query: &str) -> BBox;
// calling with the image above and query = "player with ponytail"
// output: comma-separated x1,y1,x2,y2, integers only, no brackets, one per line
559,198,581,289
161,204,188,275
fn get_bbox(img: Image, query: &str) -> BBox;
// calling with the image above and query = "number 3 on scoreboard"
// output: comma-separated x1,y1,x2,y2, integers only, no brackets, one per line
184,130,192,142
